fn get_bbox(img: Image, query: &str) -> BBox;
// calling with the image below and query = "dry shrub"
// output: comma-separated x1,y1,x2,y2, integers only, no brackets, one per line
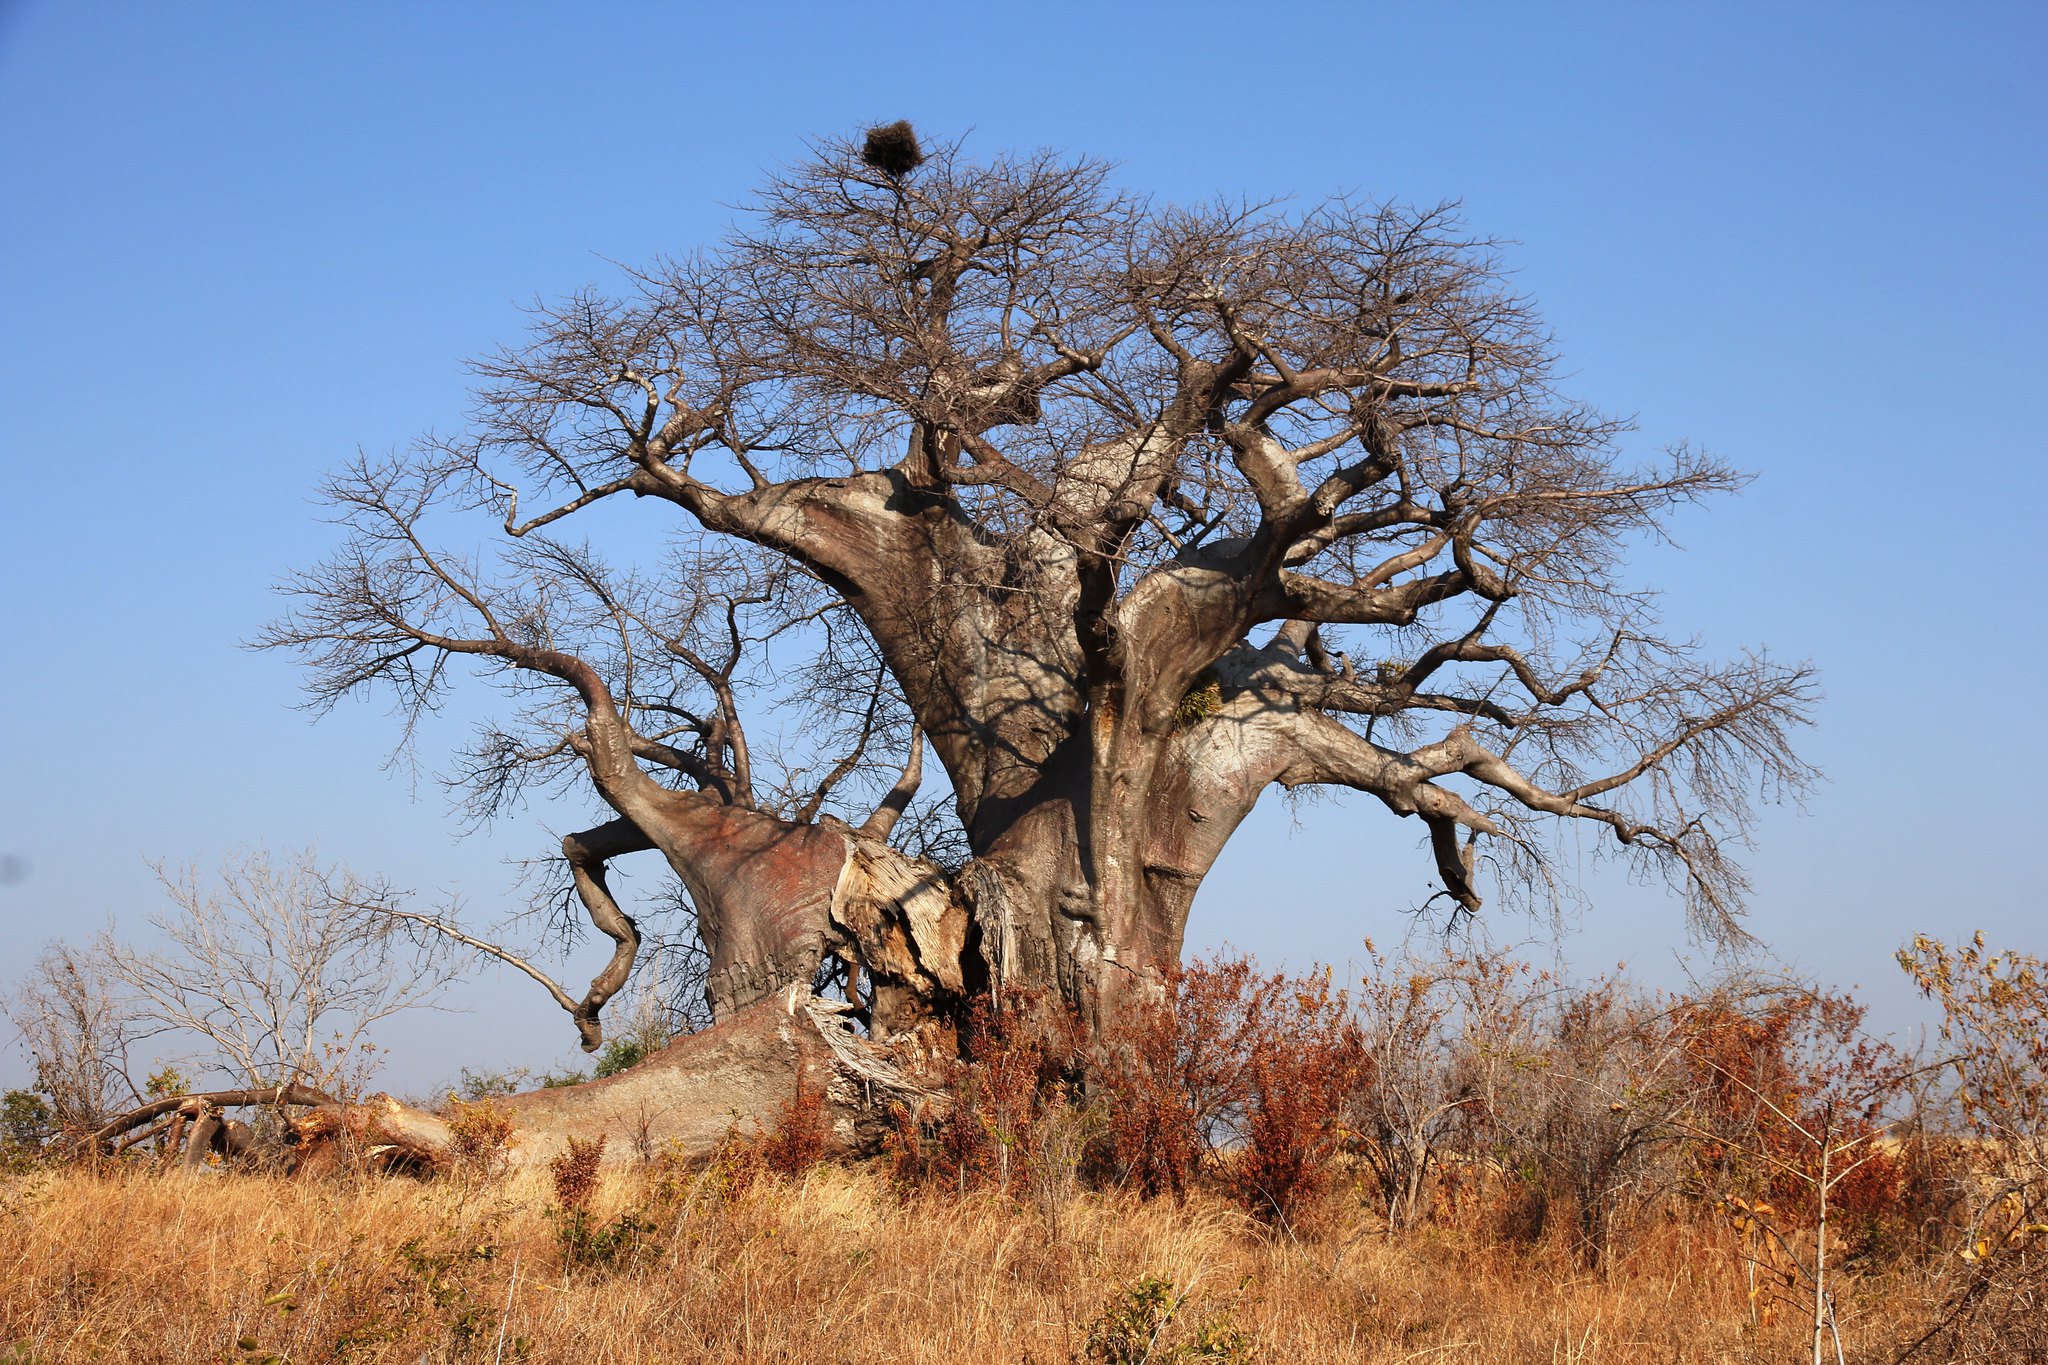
887,988,1086,1198
679,1121,770,1207
1345,941,1543,1233
1094,954,1365,1226
1226,969,1365,1227
1509,978,1698,1267
548,1132,606,1210
1897,934,2048,1361
1679,987,1917,1242
544,1132,657,1272
886,1095,969,1195
443,1095,514,1184
758,1067,828,1176
1094,956,1273,1202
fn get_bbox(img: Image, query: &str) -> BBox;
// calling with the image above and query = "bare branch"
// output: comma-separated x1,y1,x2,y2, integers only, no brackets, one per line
860,723,924,841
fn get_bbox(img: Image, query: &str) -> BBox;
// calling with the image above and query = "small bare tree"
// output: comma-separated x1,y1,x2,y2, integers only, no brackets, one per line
2,944,142,1139
1513,979,1704,1268
1347,938,1545,1231
1675,985,1915,1365
93,849,457,1094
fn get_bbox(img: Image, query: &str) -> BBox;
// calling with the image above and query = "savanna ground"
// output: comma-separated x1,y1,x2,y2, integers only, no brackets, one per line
3,937,2040,1364
0,1159,1971,1364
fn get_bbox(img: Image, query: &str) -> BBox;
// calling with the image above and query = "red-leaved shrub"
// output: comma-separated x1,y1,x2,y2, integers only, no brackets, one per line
887,989,1085,1196
759,1066,828,1176
1095,954,1365,1225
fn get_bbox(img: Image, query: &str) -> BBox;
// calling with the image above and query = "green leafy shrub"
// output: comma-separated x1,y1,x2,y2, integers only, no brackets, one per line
1082,1274,1254,1364
592,1038,648,1078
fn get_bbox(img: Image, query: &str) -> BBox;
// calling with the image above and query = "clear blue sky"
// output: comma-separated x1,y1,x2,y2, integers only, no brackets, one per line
2,2,2042,1092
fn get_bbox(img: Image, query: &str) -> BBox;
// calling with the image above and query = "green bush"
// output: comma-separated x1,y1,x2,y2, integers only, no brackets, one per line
1082,1274,1254,1364
592,1038,648,1078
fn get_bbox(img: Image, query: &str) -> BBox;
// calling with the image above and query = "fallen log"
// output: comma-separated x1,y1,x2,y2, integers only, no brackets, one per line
91,1083,337,1148
82,988,944,1177
88,1084,337,1159
486,985,945,1168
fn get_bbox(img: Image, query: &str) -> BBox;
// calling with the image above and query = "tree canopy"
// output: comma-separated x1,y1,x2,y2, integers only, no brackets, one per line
265,127,1815,1048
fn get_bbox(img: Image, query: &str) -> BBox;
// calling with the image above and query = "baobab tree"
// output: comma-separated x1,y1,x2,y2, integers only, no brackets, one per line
264,125,1814,1070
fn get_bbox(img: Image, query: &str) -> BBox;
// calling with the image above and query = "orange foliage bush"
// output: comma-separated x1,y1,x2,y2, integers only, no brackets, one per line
887,988,1086,1196
1094,954,1365,1225
548,1131,606,1210
1679,987,1913,1232
1226,971,1366,1225
759,1066,828,1176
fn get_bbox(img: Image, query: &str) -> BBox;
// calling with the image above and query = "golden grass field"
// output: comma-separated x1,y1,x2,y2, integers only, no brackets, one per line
0,1159,1960,1364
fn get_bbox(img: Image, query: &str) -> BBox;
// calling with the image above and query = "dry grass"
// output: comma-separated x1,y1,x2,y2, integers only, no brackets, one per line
0,1161,1948,1364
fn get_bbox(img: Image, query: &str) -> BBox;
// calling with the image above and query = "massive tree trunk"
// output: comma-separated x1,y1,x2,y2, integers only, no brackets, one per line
519,459,1300,1041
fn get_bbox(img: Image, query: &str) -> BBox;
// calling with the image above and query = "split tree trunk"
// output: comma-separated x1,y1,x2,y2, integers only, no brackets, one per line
609,677,1309,1045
